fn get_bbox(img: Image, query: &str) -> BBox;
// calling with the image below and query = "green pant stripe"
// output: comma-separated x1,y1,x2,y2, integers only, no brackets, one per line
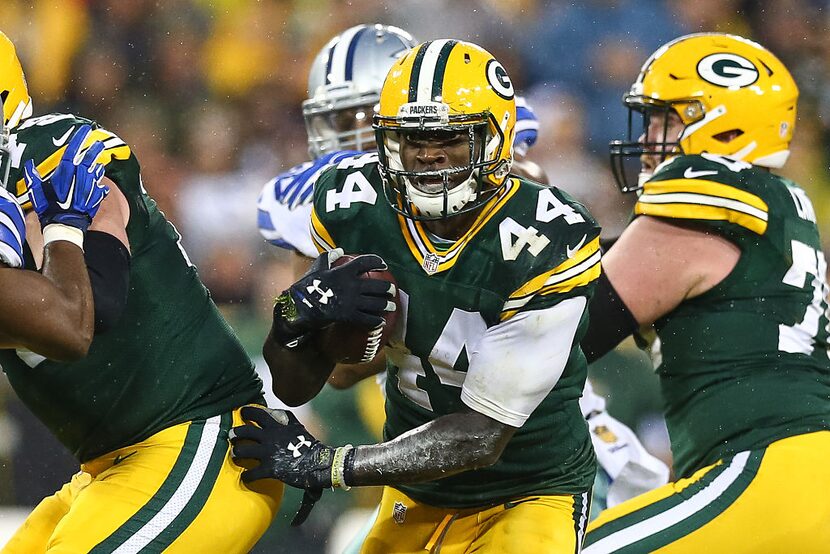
140,412,231,552
586,455,735,544
584,449,765,554
89,415,220,553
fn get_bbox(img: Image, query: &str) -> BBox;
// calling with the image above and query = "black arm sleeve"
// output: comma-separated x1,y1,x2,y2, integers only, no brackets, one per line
84,231,131,333
581,271,639,363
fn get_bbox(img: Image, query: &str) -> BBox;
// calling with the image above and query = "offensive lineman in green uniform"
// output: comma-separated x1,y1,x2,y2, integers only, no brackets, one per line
231,40,601,552
0,31,281,553
580,34,830,552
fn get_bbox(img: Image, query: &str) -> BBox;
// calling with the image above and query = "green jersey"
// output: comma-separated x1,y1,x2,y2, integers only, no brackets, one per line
636,154,830,478
311,153,600,508
0,113,264,462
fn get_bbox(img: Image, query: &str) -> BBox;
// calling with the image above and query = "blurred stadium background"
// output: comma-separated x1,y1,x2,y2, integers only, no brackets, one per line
0,1,828,552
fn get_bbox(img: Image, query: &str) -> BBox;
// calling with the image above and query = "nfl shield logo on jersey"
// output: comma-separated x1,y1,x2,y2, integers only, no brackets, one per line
422,253,440,275
393,501,407,524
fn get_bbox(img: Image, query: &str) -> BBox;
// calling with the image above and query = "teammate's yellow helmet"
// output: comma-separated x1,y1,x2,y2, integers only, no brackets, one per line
0,32,32,191
374,40,515,220
0,31,32,128
611,33,798,192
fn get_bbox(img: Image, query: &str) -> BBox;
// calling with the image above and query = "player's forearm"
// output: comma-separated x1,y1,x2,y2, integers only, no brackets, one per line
328,354,386,389
0,242,94,360
348,410,515,486
40,242,95,358
263,328,335,406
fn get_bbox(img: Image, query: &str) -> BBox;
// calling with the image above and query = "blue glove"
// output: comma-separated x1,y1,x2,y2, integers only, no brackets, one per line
0,188,26,268
24,124,109,233
514,96,539,158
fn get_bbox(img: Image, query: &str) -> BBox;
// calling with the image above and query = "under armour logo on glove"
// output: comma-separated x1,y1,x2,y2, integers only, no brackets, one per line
288,435,312,457
272,249,396,343
306,280,334,304
230,407,340,526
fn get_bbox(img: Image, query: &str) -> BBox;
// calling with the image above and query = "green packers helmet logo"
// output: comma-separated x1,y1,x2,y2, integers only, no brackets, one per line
486,59,514,100
696,53,759,88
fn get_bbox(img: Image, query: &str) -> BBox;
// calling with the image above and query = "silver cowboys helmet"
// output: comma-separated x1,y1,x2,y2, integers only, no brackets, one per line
303,24,417,159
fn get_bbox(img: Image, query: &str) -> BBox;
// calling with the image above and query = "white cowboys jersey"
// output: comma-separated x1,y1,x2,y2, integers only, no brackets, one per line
257,150,361,257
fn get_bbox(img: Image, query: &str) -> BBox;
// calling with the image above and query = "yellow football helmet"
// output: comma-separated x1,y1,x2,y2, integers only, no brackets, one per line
0,31,32,128
374,40,515,220
611,33,798,192
0,31,32,190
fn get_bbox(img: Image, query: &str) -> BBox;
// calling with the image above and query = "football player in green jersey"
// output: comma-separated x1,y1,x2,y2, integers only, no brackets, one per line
581,33,830,552
233,40,601,553
0,31,281,554
0,103,108,361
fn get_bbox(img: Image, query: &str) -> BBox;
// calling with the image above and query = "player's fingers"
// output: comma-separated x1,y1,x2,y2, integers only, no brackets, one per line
80,140,105,171
351,311,385,329
358,278,396,298
325,247,345,267
92,166,108,192
240,465,273,484
228,424,263,444
23,159,41,187
240,405,289,428
356,295,394,315
230,441,264,462
64,125,92,163
345,254,387,274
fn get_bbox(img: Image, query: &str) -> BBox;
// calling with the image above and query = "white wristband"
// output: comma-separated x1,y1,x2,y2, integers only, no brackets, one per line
43,224,84,250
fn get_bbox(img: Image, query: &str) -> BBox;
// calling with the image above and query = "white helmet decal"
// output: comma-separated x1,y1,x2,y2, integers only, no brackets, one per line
696,53,759,88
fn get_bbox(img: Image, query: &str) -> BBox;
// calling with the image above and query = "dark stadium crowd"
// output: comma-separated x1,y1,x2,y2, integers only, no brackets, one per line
1,1,828,552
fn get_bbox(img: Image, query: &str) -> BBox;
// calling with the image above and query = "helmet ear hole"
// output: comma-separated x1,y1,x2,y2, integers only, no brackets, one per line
713,129,744,143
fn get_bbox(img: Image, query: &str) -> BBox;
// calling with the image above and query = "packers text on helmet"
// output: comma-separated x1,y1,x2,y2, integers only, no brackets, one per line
374,40,515,220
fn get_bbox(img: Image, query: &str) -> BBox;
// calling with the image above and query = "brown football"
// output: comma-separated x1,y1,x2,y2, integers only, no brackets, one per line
319,254,399,364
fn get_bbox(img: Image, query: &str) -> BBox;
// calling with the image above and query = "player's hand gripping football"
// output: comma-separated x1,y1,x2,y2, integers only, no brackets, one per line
230,406,355,526
272,248,396,347
24,124,109,233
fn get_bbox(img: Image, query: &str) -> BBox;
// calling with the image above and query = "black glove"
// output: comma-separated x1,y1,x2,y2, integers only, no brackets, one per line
271,249,395,347
230,406,355,526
